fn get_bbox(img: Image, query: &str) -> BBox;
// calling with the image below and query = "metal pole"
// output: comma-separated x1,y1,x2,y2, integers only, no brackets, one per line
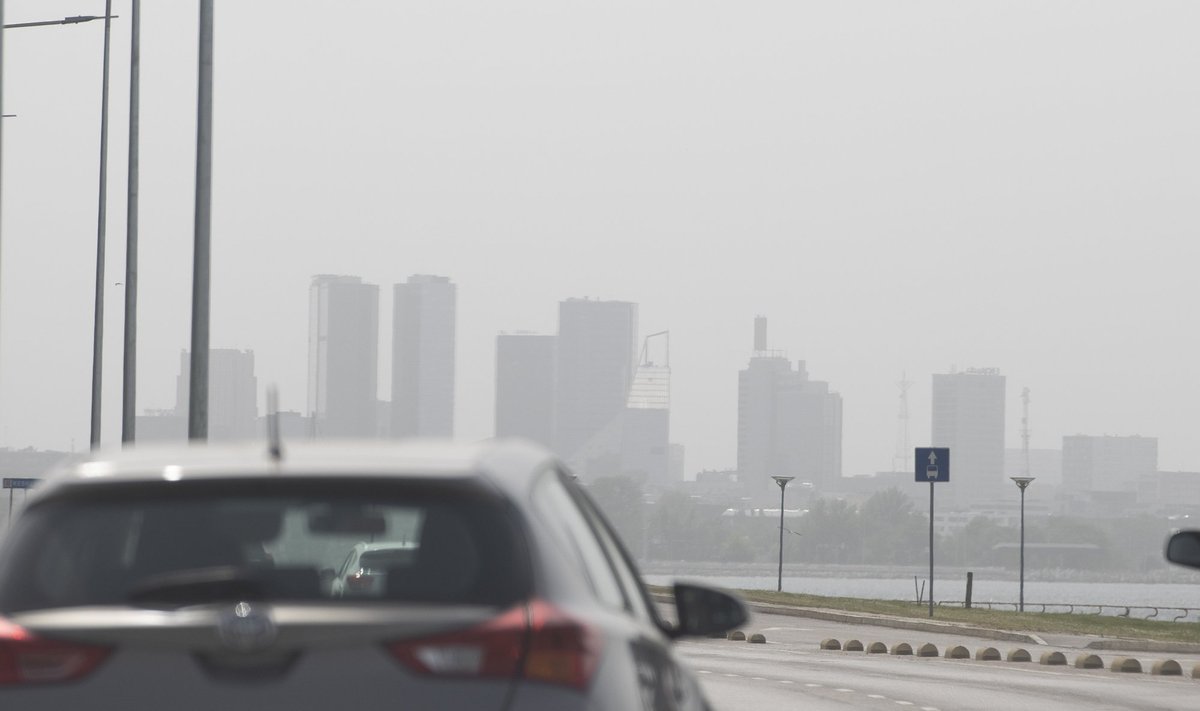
90,0,114,449
188,0,213,440
121,0,139,444
777,483,785,592
1019,486,1026,612
0,0,6,428
928,481,934,617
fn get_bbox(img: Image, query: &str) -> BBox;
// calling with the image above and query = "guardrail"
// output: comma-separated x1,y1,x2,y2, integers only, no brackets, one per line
937,601,1200,622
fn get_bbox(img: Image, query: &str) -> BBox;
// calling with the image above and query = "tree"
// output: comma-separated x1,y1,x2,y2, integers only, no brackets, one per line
587,476,645,557
859,488,926,565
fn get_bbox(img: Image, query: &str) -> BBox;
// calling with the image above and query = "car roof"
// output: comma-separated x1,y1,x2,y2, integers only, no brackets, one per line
354,541,418,553
33,438,560,501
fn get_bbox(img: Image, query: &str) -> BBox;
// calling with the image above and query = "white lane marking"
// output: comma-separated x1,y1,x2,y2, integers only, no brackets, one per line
922,707,940,711
722,673,739,678
804,683,822,688
867,695,887,700
779,680,794,684
895,702,913,707
696,670,711,675
836,688,855,693
751,677,766,681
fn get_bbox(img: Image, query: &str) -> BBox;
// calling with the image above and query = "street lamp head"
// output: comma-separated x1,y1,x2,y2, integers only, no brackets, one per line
772,475,795,490
1011,476,1035,491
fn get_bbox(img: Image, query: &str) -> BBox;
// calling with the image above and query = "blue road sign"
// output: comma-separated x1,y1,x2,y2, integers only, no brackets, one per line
2,477,39,490
914,448,949,483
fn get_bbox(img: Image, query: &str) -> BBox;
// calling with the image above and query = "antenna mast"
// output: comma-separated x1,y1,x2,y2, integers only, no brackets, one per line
1021,387,1031,476
893,372,913,472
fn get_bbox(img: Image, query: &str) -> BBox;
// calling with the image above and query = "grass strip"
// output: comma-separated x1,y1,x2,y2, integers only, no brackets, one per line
652,586,1200,644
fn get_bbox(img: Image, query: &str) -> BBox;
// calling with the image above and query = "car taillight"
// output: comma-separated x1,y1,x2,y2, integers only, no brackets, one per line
346,570,374,590
0,618,111,685
386,599,601,691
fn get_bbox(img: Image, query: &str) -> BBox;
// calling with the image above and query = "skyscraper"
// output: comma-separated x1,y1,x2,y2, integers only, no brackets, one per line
392,275,456,437
174,348,258,440
140,348,258,443
554,298,638,471
1062,434,1157,494
495,333,556,446
931,368,1006,504
737,319,842,498
308,275,379,437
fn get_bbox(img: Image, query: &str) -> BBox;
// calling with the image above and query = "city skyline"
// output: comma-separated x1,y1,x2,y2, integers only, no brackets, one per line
2,2,1197,480
118,277,1179,490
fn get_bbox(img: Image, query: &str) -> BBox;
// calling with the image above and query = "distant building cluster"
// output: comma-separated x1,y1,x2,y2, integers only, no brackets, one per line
496,298,673,486
130,277,1197,524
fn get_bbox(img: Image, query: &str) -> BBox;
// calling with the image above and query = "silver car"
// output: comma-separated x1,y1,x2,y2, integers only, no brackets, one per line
0,440,744,710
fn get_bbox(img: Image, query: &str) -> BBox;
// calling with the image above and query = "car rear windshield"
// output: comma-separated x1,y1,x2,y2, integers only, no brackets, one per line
0,478,531,612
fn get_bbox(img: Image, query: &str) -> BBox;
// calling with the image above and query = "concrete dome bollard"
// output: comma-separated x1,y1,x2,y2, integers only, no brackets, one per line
975,647,1001,661
728,630,746,641
844,639,864,652
1039,651,1067,666
916,643,939,658
867,642,888,654
748,633,767,644
1074,654,1103,669
1110,657,1142,673
890,642,913,656
1151,660,1182,676
820,638,842,650
1006,648,1031,663
945,645,970,660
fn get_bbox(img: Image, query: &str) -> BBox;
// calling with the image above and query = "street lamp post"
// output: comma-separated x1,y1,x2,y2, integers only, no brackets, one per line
772,476,794,593
0,11,119,449
1011,476,1035,612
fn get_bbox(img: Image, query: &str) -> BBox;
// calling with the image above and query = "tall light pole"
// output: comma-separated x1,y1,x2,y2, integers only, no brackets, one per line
90,0,114,449
1,11,119,449
188,0,214,440
772,475,794,593
121,0,140,444
1011,476,1034,612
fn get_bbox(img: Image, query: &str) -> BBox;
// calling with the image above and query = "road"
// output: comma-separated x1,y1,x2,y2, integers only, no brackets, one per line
681,610,1199,710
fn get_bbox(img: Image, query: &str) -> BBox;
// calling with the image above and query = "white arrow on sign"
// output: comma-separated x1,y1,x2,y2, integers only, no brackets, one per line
928,451,938,465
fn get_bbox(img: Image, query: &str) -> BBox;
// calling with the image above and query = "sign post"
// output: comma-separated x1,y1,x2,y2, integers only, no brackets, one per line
3,478,39,529
914,448,949,618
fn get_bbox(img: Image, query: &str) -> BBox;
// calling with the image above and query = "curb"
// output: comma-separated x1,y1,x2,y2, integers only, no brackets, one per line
738,599,1044,645
1085,639,1200,655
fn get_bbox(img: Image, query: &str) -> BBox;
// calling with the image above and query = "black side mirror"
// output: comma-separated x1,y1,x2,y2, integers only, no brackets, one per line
669,583,747,639
1166,530,1200,569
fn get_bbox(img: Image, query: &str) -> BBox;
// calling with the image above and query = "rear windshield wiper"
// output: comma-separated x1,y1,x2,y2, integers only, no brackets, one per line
127,566,267,606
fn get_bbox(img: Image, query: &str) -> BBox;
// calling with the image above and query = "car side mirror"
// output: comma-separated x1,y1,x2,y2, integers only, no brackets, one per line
669,583,747,639
1166,530,1200,569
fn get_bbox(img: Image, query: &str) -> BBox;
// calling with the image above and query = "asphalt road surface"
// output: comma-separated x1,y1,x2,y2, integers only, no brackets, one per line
682,610,1199,711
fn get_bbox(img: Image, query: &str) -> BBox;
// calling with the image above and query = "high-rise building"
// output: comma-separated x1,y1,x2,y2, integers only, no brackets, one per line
1062,434,1157,494
553,299,638,467
173,348,258,440
495,333,556,446
392,275,456,437
931,368,1006,504
737,318,842,498
308,275,379,437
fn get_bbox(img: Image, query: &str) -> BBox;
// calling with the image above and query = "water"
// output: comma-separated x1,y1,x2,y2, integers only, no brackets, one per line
644,574,1200,620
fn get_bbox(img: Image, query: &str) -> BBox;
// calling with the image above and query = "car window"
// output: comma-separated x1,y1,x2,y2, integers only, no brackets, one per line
571,485,655,624
0,478,530,612
531,469,629,611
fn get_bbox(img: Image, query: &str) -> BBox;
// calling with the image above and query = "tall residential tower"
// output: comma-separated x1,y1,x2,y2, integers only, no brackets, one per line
391,275,457,437
931,368,1006,504
737,317,843,498
308,275,380,437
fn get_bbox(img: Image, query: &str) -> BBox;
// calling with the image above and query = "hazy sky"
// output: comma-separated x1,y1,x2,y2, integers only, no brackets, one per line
3,2,1199,479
